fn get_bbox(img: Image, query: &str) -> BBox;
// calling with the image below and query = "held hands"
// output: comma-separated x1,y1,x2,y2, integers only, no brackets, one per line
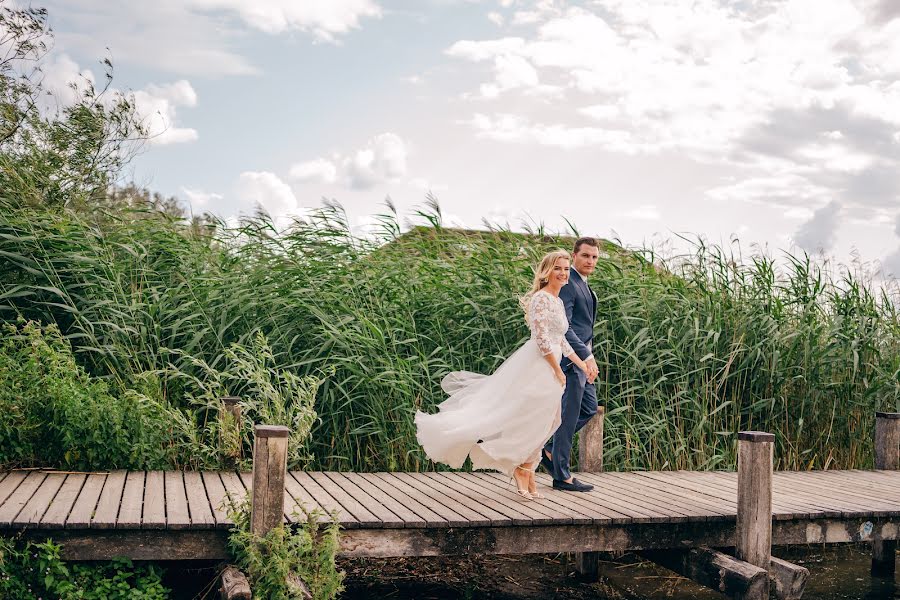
578,356,599,384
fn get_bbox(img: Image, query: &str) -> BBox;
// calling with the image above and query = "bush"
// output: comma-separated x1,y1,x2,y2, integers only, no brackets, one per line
0,321,174,470
0,536,169,599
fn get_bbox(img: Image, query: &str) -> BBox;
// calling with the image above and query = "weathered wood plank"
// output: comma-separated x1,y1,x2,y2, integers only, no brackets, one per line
283,471,331,525
471,472,593,525
324,472,406,528
165,471,191,530
0,471,47,526
142,471,166,529
370,473,468,527
237,470,292,525
292,471,359,528
340,472,425,528
14,472,65,525
67,473,107,528
92,471,127,529
116,471,145,529
0,471,27,508
203,472,235,528
220,565,251,600
411,472,513,526
307,472,381,527
769,556,809,600
531,472,634,523
392,472,493,527
639,547,768,598
219,471,247,513
357,472,448,528
429,472,539,525
184,471,216,529
250,425,289,534
735,431,773,599
576,472,708,522
41,473,86,529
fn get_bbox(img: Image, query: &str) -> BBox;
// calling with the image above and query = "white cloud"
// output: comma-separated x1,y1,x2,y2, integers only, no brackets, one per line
133,80,199,145
794,200,842,252
181,187,223,208
289,158,338,184
235,171,297,217
186,0,381,41
487,11,504,26
292,133,408,190
408,177,448,192
39,53,198,145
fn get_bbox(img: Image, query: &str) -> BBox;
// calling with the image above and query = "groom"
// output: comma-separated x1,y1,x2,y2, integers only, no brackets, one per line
541,237,600,492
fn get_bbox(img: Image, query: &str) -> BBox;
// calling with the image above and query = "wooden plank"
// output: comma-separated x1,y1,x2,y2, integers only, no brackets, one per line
411,473,514,526
0,471,27,507
530,472,637,523
92,471,127,529
430,472,545,526
391,472,494,527
771,474,895,516
577,472,715,522
184,471,216,529
165,471,191,530
142,471,166,529
250,426,289,534
283,471,332,525
14,472,66,525
339,472,426,528
291,471,359,529
307,472,381,527
324,472,407,528
782,471,900,508
609,472,736,516
0,471,46,526
357,472,448,528
370,473,469,527
67,473,107,528
116,471,145,529
219,471,248,513
468,472,598,525
41,473,86,529
202,472,234,528
489,471,662,524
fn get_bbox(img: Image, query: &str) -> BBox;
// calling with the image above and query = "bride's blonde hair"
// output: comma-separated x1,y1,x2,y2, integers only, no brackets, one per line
519,249,571,319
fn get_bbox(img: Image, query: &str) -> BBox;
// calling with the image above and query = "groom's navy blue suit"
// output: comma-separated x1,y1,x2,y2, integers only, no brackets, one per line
545,266,598,482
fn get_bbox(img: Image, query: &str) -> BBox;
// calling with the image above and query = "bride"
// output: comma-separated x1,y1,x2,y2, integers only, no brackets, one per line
415,249,590,500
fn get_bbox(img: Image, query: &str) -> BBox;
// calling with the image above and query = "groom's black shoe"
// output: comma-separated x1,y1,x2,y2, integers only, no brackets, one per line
552,478,594,492
539,450,553,473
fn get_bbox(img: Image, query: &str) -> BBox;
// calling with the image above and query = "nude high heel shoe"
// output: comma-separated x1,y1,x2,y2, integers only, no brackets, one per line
511,465,533,501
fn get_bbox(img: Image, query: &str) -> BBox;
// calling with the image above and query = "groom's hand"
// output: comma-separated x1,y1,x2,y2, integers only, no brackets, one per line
586,356,598,383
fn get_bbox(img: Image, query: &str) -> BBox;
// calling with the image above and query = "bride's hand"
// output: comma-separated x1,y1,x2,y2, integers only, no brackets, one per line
554,368,566,387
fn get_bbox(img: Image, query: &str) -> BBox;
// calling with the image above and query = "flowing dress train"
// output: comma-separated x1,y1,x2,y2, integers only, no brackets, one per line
414,290,574,476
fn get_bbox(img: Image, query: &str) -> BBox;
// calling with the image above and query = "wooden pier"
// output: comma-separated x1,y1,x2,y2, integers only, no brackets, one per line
0,411,898,599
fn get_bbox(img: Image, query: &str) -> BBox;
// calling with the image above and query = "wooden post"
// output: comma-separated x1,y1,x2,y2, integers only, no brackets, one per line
639,548,768,597
735,431,773,600
222,396,242,422
872,411,900,577
574,406,604,579
251,424,289,537
577,405,605,472
220,566,251,600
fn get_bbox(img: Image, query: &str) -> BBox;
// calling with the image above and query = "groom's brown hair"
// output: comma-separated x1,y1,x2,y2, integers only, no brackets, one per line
573,237,599,254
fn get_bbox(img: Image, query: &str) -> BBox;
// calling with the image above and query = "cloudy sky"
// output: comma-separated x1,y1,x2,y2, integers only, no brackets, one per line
36,0,900,275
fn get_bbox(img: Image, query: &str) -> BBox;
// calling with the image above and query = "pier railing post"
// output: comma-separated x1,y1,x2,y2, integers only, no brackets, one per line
251,424,289,537
736,431,773,599
575,406,605,579
220,396,243,464
872,411,900,577
578,405,605,472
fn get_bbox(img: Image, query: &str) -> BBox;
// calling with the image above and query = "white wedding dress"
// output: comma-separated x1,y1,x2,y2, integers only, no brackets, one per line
415,290,574,476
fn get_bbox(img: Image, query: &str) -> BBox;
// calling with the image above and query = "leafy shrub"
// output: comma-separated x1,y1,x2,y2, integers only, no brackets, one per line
226,498,344,600
0,321,174,470
0,536,169,599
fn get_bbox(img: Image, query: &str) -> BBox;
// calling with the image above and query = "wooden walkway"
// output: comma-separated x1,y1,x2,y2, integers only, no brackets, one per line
1,468,898,560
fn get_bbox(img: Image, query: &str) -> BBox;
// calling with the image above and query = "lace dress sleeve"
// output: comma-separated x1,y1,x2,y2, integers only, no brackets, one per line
529,292,559,356
560,321,575,358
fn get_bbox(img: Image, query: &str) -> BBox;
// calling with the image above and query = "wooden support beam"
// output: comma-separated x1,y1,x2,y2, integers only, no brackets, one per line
769,556,809,600
220,566,251,600
574,406,605,580
639,548,767,598
872,411,900,578
735,431,774,600
251,425,289,536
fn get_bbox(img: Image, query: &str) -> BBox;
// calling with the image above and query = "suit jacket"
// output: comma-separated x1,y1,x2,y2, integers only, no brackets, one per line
559,266,597,371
